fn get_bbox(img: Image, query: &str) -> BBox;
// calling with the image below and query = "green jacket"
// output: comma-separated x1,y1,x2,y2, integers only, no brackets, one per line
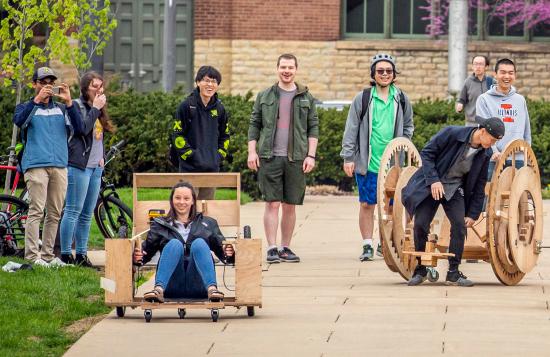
248,83,319,161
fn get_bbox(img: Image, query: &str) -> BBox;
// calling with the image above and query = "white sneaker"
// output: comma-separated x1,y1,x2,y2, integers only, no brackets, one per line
2,261,22,272
33,258,51,268
48,257,72,268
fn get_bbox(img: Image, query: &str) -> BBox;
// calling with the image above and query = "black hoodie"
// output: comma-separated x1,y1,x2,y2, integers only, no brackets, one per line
174,89,230,172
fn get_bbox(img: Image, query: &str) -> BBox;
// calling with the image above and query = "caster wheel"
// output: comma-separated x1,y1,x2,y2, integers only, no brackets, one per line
116,306,126,318
178,308,186,319
243,225,251,239
144,309,152,323
246,306,255,317
211,309,219,322
427,268,439,283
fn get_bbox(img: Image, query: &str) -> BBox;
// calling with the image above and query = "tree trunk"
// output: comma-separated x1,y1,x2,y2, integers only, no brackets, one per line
4,81,22,195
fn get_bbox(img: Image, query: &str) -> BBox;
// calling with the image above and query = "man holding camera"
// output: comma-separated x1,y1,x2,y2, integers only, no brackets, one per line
13,67,83,266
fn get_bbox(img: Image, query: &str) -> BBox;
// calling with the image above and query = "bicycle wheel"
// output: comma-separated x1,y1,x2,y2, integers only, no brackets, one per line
0,194,28,256
94,195,132,238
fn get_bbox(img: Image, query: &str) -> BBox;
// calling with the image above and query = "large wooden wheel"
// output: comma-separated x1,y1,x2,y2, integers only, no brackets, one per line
377,138,422,280
486,140,543,285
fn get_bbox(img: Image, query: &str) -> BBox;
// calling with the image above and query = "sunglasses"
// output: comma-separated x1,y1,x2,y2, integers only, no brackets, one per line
376,69,394,75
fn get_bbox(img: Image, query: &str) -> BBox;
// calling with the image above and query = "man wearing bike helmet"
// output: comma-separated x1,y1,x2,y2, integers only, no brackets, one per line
341,53,414,262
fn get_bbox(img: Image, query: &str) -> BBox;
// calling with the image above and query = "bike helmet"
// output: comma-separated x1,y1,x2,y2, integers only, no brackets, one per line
370,53,397,79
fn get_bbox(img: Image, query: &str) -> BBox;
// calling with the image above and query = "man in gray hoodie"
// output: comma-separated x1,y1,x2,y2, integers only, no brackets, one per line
456,55,494,126
476,58,531,177
341,54,414,261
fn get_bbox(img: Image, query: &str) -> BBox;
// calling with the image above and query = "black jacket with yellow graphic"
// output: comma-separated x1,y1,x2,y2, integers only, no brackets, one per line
173,88,230,172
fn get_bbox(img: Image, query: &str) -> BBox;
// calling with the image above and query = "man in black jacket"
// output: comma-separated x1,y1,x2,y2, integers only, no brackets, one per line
402,117,504,287
172,66,230,199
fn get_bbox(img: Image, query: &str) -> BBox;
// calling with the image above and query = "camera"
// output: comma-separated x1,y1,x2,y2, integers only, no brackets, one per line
52,87,61,95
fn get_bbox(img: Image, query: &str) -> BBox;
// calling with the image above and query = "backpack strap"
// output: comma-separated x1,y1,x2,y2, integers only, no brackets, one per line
485,76,494,89
399,91,406,113
187,93,197,121
361,87,406,119
20,106,40,144
359,87,372,122
73,98,87,119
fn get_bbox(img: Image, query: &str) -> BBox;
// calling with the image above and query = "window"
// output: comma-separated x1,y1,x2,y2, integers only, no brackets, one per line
345,0,384,34
486,0,525,38
343,0,548,41
392,0,430,35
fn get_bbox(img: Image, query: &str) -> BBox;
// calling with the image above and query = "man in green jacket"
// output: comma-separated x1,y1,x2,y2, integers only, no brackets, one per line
247,54,319,264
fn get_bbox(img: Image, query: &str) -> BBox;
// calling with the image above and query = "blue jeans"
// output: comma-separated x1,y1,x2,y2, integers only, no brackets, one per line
59,166,103,255
155,239,217,299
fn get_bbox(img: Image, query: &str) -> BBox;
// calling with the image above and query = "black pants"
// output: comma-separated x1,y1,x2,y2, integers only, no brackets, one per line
413,190,466,271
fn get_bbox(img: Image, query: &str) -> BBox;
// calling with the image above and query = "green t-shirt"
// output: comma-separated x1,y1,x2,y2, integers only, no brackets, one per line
368,85,395,173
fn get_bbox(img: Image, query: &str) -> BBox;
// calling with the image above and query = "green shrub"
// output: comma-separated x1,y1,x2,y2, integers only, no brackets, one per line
1,87,549,198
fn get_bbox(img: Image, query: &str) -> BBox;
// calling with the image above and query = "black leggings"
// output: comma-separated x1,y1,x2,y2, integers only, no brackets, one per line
413,190,466,271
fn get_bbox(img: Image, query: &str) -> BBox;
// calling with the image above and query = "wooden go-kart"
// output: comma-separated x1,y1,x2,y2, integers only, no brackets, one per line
101,173,262,322
377,138,543,285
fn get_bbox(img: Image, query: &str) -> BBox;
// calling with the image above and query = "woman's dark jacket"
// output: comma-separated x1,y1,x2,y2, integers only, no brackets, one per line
140,213,234,265
402,126,491,221
68,98,102,169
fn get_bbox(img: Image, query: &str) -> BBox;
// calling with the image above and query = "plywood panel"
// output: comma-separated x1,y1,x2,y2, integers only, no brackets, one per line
235,239,262,304
104,239,135,305
134,173,239,188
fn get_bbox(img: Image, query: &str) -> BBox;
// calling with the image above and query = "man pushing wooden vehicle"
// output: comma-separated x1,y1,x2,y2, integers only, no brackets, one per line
377,117,543,286
102,173,262,322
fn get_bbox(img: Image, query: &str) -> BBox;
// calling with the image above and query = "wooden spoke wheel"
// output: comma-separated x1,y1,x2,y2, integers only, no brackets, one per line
377,138,422,280
487,140,542,285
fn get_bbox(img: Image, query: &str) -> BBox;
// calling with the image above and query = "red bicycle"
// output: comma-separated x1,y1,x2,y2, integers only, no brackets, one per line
0,146,28,256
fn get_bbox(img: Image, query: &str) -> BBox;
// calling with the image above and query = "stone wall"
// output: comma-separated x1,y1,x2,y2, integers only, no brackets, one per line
194,39,550,102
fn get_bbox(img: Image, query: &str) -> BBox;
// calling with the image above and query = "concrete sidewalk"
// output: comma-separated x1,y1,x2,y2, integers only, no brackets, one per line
66,196,550,357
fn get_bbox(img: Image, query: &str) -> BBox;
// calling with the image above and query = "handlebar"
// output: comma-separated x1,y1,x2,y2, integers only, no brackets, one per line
104,140,127,163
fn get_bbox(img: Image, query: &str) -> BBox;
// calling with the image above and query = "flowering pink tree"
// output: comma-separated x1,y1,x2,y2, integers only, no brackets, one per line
421,0,550,37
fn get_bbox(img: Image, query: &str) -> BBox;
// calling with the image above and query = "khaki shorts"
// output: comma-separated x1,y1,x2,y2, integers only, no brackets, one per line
258,157,305,205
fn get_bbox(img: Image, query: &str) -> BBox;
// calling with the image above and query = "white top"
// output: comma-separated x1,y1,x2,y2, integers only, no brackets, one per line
173,221,192,242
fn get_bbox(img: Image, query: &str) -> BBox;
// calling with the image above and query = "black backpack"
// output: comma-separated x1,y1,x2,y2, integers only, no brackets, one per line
359,87,406,123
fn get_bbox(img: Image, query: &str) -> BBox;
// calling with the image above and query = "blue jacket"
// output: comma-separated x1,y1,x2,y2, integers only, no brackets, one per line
13,98,83,172
402,126,491,221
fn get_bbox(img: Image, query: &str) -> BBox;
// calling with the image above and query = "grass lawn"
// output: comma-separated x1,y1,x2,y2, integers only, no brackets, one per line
87,188,251,249
0,256,110,357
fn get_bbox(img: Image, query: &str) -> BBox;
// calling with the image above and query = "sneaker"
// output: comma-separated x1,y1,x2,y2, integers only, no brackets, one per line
278,247,300,263
359,244,374,261
445,270,474,287
33,258,50,268
48,257,70,268
2,261,22,272
61,254,75,265
75,254,94,268
408,266,427,286
266,247,281,264
376,243,383,257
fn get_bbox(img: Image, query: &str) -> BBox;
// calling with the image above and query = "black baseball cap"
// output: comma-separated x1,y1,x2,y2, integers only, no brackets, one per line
32,67,57,82
475,116,505,139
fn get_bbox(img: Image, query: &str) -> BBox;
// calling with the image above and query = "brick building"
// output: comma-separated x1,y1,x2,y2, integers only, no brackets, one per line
194,0,550,101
